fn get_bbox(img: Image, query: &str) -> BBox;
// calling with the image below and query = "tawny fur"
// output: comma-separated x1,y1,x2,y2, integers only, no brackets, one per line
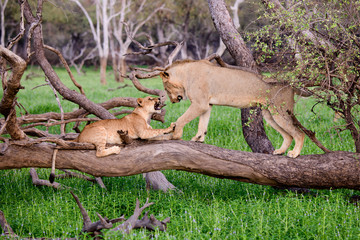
160,60,305,158
75,96,175,157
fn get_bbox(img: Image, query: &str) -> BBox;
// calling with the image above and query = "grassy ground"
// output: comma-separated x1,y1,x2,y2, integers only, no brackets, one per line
0,66,359,239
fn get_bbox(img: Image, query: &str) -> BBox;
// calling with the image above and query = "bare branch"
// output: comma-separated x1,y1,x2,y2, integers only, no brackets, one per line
206,53,258,74
0,46,27,140
287,110,332,153
111,198,154,234
70,192,166,236
46,79,65,135
44,45,86,96
21,117,100,130
29,168,61,189
6,1,25,50
0,210,16,237
55,169,97,183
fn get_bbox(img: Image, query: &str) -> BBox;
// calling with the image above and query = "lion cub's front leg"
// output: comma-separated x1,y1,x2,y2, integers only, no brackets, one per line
138,123,176,140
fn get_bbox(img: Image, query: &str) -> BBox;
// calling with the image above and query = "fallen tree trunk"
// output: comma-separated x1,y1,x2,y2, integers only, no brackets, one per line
1,140,359,190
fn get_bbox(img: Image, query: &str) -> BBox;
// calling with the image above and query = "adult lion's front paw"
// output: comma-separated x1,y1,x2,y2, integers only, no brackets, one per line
287,150,300,158
170,122,176,131
172,127,183,140
165,122,176,134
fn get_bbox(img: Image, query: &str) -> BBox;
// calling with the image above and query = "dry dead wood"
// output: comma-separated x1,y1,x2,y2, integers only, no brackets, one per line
1,140,359,190
288,110,332,154
29,167,62,189
0,46,27,140
70,191,169,236
0,210,16,237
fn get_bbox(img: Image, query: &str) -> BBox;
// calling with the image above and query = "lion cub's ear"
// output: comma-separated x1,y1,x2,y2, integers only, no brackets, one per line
160,71,169,82
137,98,143,107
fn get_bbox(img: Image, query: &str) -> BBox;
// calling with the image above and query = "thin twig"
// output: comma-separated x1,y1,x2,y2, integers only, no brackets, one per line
46,79,65,135
107,84,130,91
21,117,100,130
287,110,332,153
6,1,25,50
56,169,97,183
44,45,86,96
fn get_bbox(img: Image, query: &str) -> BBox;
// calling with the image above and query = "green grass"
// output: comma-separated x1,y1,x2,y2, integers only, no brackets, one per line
0,66,359,239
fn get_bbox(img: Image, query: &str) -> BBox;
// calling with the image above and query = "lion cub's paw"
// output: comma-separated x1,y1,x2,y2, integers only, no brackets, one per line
117,129,128,135
273,149,285,155
115,146,121,153
287,150,299,158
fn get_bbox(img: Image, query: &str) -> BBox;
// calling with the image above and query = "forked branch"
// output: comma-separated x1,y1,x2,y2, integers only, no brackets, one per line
70,192,169,236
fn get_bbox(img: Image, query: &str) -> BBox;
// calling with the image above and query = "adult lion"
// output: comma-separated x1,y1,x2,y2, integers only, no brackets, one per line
75,96,175,157
160,60,306,158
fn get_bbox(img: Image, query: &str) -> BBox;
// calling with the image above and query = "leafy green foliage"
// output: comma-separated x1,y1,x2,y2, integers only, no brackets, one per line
247,0,360,152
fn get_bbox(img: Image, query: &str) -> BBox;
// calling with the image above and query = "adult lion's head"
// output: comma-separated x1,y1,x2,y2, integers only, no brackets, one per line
160,71,187,103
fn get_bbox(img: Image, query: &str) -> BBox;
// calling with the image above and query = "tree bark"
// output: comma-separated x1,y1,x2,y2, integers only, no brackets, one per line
100,56,107,85
118,57,126,83
1,140,359,190
207,0,275,154
0,46,27,140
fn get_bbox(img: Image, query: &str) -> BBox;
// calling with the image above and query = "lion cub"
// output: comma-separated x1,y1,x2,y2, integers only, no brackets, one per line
75,96,175,157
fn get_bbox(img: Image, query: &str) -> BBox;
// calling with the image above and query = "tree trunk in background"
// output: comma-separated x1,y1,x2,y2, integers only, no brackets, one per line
100,56,107,85
207,0,274,154
118,57,126,83
110,36,120,82
112,57,120,82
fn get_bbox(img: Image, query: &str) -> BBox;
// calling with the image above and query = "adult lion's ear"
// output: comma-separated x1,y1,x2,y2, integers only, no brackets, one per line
160,71,169,82
137,98,143,107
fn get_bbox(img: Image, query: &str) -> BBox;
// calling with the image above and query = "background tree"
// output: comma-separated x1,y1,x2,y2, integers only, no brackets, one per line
250,0,360,152
110,0,166,82
71,0,114,85
0,0,9,46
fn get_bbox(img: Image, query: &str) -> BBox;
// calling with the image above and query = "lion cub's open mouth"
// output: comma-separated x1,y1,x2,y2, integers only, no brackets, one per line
154,101,164,110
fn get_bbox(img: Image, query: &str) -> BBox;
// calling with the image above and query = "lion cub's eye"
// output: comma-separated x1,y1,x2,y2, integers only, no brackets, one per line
177,95,183,101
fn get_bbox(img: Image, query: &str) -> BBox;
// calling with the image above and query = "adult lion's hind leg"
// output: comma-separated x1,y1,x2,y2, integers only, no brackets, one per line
262,109,293,155
268,109,305,158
